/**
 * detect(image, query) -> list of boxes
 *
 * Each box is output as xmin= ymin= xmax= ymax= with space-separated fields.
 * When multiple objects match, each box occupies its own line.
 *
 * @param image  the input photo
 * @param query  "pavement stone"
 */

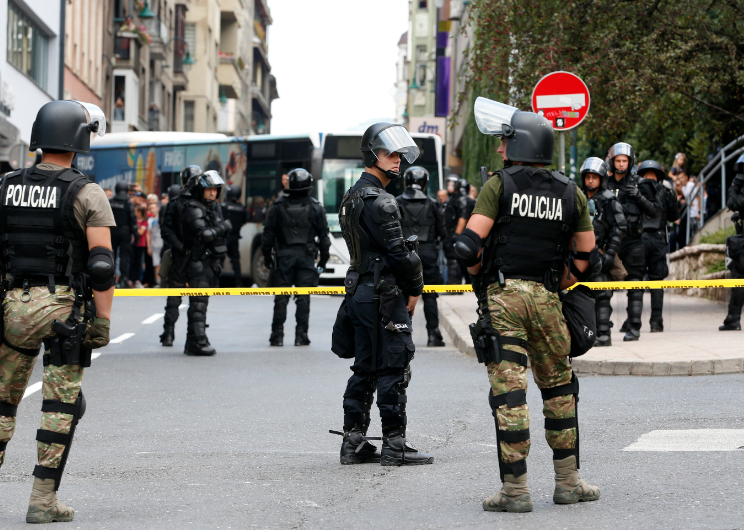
xmin=439 ymin=290 xmax=744 ymax=376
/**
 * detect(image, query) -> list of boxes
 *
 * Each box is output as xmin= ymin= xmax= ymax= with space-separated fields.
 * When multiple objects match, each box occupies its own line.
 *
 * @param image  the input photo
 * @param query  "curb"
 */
xmin=438 ymin=298 xmax=744 ymax=376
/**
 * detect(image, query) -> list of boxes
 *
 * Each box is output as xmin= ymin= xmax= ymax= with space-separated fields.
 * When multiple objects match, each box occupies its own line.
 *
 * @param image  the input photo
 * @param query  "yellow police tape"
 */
xmin=112 ymin=279 xmax=744 ymax=297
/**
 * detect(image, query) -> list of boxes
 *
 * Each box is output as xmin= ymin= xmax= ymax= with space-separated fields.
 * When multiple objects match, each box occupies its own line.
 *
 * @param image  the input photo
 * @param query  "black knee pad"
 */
xmin=540 ymin=374 xmax=580 ymax=464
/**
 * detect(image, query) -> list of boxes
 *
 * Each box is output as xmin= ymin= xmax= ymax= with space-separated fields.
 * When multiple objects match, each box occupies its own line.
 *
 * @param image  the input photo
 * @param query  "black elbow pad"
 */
xmin=570 ymin=246 xmax=602 ymax=281
xmin=454 ymin=228 xmax=482 ymax=267
xmin=88 ymin=247 xmax=115 ymax=291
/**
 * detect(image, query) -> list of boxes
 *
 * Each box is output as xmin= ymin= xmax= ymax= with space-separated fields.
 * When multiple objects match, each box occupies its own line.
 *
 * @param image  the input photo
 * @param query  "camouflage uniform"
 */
xmin=486 ymin=279 xmax=576 ymax=465
xmin=0 ymin=286 xmax=83 ymax=470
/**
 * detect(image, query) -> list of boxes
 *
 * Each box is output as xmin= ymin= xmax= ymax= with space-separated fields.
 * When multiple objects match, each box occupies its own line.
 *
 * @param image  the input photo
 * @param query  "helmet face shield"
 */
xmin=199 ymin=170 xmax=226 ymax=199
xmin=474 ymin=97 xmax=519 ymax=137
xmin=580 ymin=157 xmax=608 ymax=178
xmin=368 ymin=125 xmax=420 ymax=164
xmin=74 ymin=101 xmax=106 ymax=136
xmin=608 ymin=142 xmax=634 ymax=161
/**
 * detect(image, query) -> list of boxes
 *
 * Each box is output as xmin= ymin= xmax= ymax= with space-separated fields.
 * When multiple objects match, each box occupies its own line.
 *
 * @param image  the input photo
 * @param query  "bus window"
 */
xmin=246 ymin=161 xmax=276 ymax=223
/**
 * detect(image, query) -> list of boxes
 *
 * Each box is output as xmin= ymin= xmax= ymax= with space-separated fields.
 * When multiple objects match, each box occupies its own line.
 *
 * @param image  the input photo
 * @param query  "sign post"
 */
xmin=531 ymin=71 xmax=591 ymax=175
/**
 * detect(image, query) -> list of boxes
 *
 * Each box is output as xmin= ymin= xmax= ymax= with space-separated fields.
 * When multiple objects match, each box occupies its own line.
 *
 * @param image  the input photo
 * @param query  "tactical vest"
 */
xmin=339 ymin=182 xmax=387 ymax=275
xmin=275 ymin=196 xmax=314 ymax=247
xmin=484 ymin=166 xmax=577 ymax=284
xmin=223 ymin=201 xmax=246 ymax=238
xmin=589 ymin=189 xmax=615 ymax=249
xmin=109 ymin=194 xmax=132 ymax=234
xmin=608 ymin=174 xmax=645 ymax=236
xmin=444 ymin=192 xmax=467 ymax=232
xmin=642 ymin=181 xmax=670 ymax=231
xmin=398 ymin=197 xmax=434 ymax=243
xmin=0 ymin=167 xmax=90 ymax=289
xmin=182 ymin=199 xmax=223 ymax=255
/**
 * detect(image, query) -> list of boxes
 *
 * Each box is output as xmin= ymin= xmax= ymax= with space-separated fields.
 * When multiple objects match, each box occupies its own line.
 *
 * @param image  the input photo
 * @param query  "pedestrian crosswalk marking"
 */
xmin=22 ymin=381 xmax=42 ymax=400
xmin=623 ymin=429 xmax=744 ymax=451
xmin=142 ymin=313 xmax=164 ymax=324
xmin=110 ymin=333 xmax=135 ymax=344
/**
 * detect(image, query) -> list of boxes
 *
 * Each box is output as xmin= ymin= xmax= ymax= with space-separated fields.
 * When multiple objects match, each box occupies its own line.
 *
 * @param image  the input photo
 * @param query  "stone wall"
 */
xmin=667 ymin=244 xmax=729 ymax=302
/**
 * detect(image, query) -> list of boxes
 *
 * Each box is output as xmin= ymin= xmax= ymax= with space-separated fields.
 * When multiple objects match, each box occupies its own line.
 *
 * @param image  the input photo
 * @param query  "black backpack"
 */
xmin=561 ymin=285 xmax=597 ymax=357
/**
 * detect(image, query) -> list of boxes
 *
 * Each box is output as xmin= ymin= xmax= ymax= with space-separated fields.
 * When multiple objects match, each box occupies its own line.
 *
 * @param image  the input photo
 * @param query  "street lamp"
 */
xmin=162 ymin=36 xmax=195 ymax=72
xmin=138 ymin=1 xmax=155 ymax=18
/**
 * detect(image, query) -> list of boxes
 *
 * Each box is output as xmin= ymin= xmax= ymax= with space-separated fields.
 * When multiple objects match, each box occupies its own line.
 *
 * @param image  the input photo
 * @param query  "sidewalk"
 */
xmin=438 ymin=290 xmax=744 ymax=376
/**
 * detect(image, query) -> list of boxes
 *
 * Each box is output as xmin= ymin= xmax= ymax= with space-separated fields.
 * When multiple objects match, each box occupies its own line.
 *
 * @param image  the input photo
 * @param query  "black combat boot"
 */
xmin=619 ymin=320 xmax=629 ymax=333
xmin=160 ymin=326 xmax=175 ymax=347
xmin=719 ymin=313 xmax=741 ymax=331
xmin=295 ymin=331 xmax=311 ymax=346
xmin=185 ymin=321 xmax=216 ymax=356
xmin=427 ymin=329 xmax=445 ymax=347
xmin=339 ymin=425 xmax=381 ymax=465
xmin=594 ymin=333 xmax=611 ymax=347
xmin=269 ymin=328 xmax=283 ymax=346
xmin=649 ymin=320 xmax=664 ymax=333
xmin=380 ymin=429 xmax=434 ymax=466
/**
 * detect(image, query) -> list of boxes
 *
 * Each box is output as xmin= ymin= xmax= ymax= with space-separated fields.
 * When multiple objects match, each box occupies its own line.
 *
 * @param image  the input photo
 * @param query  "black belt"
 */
xmin=358 ymin=272 xmax=395 ymax=286
xmin=643 ymin=229 xmax=665 ymax=236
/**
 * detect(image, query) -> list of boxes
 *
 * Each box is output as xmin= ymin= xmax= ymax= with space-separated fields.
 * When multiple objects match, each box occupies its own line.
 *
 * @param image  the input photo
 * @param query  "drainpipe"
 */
xmin=58 ymin=0 xmax=65 ymax=100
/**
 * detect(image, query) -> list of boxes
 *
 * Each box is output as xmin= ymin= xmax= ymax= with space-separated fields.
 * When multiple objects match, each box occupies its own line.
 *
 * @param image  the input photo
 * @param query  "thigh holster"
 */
xmin=540 ymin=373 xmax=580 ymax=465
xmin=0 ymin=401 xmax=18 ymax=451
xmin=33 ymin=391 xmax=86 ymax=491
xmin=470 ymin=315 xmax=529 ymax=367
xmin=43 ymin=320 xmax=92 ymax=368
xmin=489 ymin=388 xmax=529 ymax=479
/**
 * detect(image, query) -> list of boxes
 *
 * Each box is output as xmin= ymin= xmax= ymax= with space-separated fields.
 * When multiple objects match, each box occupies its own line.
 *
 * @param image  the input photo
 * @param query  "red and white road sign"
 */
xmin=531 ymin=71 xmax=591 ymax=131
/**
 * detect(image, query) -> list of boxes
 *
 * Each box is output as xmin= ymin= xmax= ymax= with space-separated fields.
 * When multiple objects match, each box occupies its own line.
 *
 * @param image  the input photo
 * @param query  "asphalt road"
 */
xmin=1 ymin=293 xmax=743 ymax=529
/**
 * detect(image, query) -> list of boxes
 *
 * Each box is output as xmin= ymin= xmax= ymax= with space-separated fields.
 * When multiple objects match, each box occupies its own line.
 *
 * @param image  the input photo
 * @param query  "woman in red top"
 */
xmin=130 ymin=204 xmax=148 ymax=288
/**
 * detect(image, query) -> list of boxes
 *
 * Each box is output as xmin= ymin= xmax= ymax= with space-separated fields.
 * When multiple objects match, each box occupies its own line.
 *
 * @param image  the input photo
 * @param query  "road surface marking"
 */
xmin=91 ymin=352 xmax=101 ymax=360
xmin=142 ymin=313 xmax=164 ymax=324
xmin=624 ymin=429 xmax=744 ymax=451
xmin=109 ymin=333 xmax=135 ymax=344
xmin=22 ymin=381 xmax=42 ymax=399
xmin=179 ymin=304 xmax=187 ymax=309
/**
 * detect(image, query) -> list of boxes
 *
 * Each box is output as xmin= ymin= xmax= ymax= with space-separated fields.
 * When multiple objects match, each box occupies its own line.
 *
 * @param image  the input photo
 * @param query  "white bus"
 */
xmin=83 ymin=130 xmax=443 ymax=286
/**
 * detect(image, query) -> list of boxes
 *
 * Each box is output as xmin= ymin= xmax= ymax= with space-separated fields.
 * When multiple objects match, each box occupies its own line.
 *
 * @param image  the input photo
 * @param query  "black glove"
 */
xmin=263 ymin=254 xmax=274 ymax=269
xmin=602 ymin=253 xmax=615 ymax=272
xmin=216 ymin=219 xmax=233 ymax=236
xmin=626 ymin=184 xmax=640 ymax=200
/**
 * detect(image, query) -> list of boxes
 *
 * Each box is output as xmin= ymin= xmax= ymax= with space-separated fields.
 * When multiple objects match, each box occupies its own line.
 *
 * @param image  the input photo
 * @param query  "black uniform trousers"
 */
xmin=343 ymin=284 xmax=414 ymax=430
xmin=725 ymin=265 xmax=744 ymax=324
xmin=163 ymin=253 xmax=187 ymax=330
xmin=588 ymin=271 xmax=613 ymax=336
xmin=111 ymin=230 xmax=133 ymax=283
xmin=642 ymin=230 xmax=669 ymax=324
xmin=226 ymin=235 xmax=242 ymax=287
xmin=419 ymin=243 xmax=443 ymax=331
xmin=271 ymin=249 xmax=319 ymax=334
xmin=619 ymin=236 xmax=645 ymax=330
xmin=184 ymin=258 xmax=218 ymax=342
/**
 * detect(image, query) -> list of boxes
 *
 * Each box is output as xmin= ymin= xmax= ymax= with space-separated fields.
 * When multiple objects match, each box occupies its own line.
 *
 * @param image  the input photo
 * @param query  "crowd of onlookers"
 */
xmin=103 ymin=182 xmax=166 ymax=288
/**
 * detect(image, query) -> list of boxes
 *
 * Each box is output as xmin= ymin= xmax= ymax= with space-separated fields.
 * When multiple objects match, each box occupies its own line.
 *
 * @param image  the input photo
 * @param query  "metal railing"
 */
xmin=677 ymin=135 xmax=744 ymax=246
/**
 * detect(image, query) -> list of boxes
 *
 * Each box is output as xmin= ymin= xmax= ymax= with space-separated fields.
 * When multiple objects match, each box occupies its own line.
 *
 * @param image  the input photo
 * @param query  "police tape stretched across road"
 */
xmin=111 ymin=279 xmax=744 ymax=297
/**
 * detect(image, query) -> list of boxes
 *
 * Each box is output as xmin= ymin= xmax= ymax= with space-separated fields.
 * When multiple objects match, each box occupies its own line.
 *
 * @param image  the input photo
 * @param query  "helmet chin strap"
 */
xmin=374 ymin=164 xmax=400 ymax=180
xmin=584 ymin=185 xmax=599 ymax=192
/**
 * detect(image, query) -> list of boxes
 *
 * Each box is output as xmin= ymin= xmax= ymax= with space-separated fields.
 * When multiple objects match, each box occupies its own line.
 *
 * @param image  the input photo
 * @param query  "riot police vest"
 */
xmin=0 ymin=167 xmax=90 ymax=289
xmin=487 ymin=166 xmax=578 ymax=283
xmin=607 ymin=174 xmax=648 ymax=236
xmin=223 ymin=201 xmax=246 ymax=238
xmin=589 ymin=190 xmax=615 ymax=249
xmin=642 ymin=181 xmax=673 ymax=231
xmin=398 ymin=197 xmax=434 ymax=243
xmin=275 ymin=196 xmax=314 ymax=247
xmin=444 ymin=192 xmax=468 ymax=232
xmin=339 ymin=182 xmax=387 ymax=275
xmin=109 ymin=193 xmax=133 ymax=234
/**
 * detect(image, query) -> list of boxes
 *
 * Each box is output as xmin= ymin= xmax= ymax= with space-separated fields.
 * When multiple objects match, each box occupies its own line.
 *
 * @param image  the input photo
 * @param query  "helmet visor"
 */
xmin=474 ymin=97 xmax=519 ymax=137
xmin=369 ymin=125 xmax=420 ymax=164
xmin=580 ymin=157 xmax=607 ymax=177
xmin=74 ymin=101 xmax=106 ymax=136
xmin=608 ymin=142 xmax=634 ymax=160
xmin=200 ymin=170 xmax=226 ymax=189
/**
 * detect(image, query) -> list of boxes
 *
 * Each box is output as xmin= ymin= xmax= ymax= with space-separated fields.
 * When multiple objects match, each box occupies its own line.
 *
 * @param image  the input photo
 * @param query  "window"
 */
xmin=113 ymin=76 xmax=126 ymax=121
xmin=419 ymin=0 xmax=427 ymax=8
xmin=114 ymin=37 xmax=131 ymax=60
xmin=7 ymin=2 xmax=49 ymax=90
xmin=416 ymin=45 xmax=427 ymax=62
xmin=184 ymin=100 xmax=195 ymax=132
xmin=184 ymin=23 xmax=196 ymax=59
xmin=416 ymin=63 xmax=427 ymax=86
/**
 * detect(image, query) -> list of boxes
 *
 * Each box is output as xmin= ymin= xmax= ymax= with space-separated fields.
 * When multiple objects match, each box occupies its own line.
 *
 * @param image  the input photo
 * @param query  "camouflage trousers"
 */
xmin=0 ymin=286 xmax=83 ymax=470
xmin=487 ymin=279 xmax=576 ymax=469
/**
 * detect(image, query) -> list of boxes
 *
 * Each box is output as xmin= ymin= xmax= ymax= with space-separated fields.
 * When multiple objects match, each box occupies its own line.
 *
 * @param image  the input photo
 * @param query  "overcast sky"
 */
xmin=267 ymin=0 xmax=408 ymax=135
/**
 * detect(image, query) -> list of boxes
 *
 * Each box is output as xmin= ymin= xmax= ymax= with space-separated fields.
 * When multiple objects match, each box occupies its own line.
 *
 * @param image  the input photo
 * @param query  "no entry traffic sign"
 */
xmin=531 ymin=71 xmax=591 ymax=130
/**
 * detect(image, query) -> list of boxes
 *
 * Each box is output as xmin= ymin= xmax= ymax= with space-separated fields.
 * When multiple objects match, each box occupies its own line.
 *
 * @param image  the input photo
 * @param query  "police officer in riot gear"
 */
xmin=720 ymin=153 xmax=744 ymax=330
xmin=396 ymin=166 xmax=449 ymax=346
xmin=179 ymin=170 xmax=232 ymax=356
xmin=262 ymin=169 xmax=330 ymax=346
xmin=580 ymin=157 xmax=627 ymax=346
xmin=456 ymin=98 xmax=600 ymax=513
xmin=605 ymin=143 xmax=661 ymax=341
xmin=639 ymin=160 xmax=679 ymax=332
xmin=444 ymin=174 xmax=469 ymax=284
xmin=159 ymin=166 xmax=203 ymax=346
xmin=0 ymin=100 xmax=116 ymax=523
xmin=223 ymin=185 xmax=248 ymax=286
xmin=462 ymin=178 xmax=476 ymax=218
xmin=333 ymin=122 xmax=432 ymax=466
xmin=109 ymin=181 xmax=137 ymax=287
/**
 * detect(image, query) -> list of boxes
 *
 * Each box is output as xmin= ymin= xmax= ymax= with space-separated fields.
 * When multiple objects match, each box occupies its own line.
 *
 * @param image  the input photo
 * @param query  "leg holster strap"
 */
xmin=499 ymin=337 xmax=529 ymax=367
xmin=3 ymin=338 xmax=40 ymax=357
xmin=545 ymin=417 xmax=577 ymax=430
xmin=552 ymin=448 xmax=579 ymax=460
xmin=41 ymin=400 xmax=78 ymax=416
xmin=0 ymin=401 xmax=18 ymax=417
xmin=36 ymin=429 xmax=72 ymax=446
xmin=0 ymin=440 xmax=7 ymax=451
xmin=33 ymin=465 xmax=61 ymax=481
xmin=500 ymin=458 xmax=527 ymax=479
xmin=489 ymin=388 xmax=527 ymax=409
xmin=499 ymin=428 xmax=530 ymax=443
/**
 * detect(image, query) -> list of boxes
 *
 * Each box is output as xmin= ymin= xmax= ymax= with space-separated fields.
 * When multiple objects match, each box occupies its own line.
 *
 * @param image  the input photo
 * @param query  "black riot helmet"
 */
xmin=460 ymin=178 xmax=471 ymax=196
xmin=189 ymin=170 xmax=226 ymax=204
xmin=473 ymin=97 xmax=554 ymax=164
xmin=226 ymin=184 xmax=242 ymax=201
xmin=404 ymin=166 xmax=429 ymax=191
xmin=114 ymin=181 xmax=129 ymax=195
xmin=180 ymin=165 xmax=203 ymax=187
xmin=607 ymin=142 xmax=635 ymax=176
xmin=734 ymin=153 xmax=744 ymax=174
xmin=446 ymin=174 xmax=462 ymax=195
xmin=637 ymin=159 xmax=665 ymax=181
xmin=167 ymin=184 xmax=182 ymax=200
xmin=580 ymin=157 xmax=609 ymax=192
xmin=287 ymin=168 xmax=314 ymax=196
xmin=30 ymin=100 xmax=106 ymax=155
xmin=360 ymin=123 xmax=420 ymax=180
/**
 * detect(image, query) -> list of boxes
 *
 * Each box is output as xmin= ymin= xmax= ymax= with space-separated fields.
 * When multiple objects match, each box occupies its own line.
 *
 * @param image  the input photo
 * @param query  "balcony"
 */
xmin=218 ymin=57 xmax=242 ymax=99
xmin=145 ymin=18 xmax=169 ymax=61
xmin=221 ymin=0 xmax=243 ymax=22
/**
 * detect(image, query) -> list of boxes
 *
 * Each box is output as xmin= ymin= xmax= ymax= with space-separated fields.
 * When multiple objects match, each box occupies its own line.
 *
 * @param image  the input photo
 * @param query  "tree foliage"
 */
xmin=458 ymin=0 xmax=744 ymax=179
